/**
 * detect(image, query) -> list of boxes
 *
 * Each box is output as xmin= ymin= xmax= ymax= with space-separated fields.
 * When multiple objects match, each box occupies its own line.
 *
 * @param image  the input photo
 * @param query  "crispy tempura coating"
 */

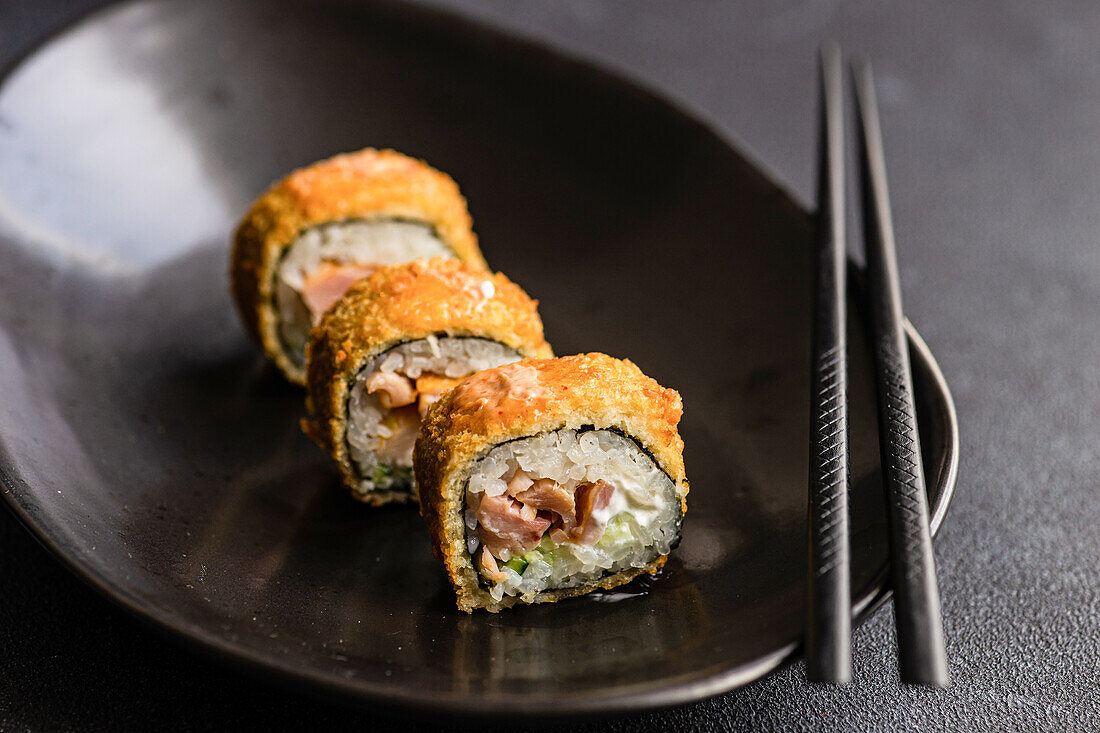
xmin=231 ymin=148 xmax=487 ymax=384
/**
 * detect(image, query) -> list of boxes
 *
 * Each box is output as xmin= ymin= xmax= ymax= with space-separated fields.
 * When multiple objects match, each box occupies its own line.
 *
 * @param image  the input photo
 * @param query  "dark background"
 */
xmin=2 ymin=1 xmax=1097 ymax=730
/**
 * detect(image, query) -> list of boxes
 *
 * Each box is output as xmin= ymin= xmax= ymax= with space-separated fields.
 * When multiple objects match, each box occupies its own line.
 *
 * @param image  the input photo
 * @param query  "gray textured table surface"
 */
xmin=2 ymin=1 xmax=1098 ymax=730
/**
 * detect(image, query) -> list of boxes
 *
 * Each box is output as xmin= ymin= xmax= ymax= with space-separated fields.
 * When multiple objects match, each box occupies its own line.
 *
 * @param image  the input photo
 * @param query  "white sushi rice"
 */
xmin=346 ymin=337 xmax=522 ymax=496
xmin=274 ymin=219 xmax=453 ymax=363
xmin=466 ymin=429 xmax=681 ymax=603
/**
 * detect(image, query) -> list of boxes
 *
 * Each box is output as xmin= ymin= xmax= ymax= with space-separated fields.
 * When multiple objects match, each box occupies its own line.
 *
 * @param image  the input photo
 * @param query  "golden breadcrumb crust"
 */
xmin=415 ymin=353 xmax=689 ymax=612
xmin=230 ymin=148 xmax=487 ymax=384
xmin=304 ymin=258 xmax=553 ymax=505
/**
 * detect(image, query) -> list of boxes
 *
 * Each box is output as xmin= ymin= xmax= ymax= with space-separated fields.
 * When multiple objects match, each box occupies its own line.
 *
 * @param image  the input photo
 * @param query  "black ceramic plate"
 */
xmin=0 ymin=0 xmax=958 ymax=717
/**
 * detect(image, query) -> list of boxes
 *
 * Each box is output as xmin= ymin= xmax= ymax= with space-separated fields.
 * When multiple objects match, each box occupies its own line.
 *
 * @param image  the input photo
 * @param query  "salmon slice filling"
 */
xmin=344 ymin=337 xmax=522 ymax=499
xmin=299 ymin=262 xmax=379 ymax=320
xmin=466 ymin=429 xmax=683 ymax=603
xmin=477 ymin=477 xmax=616 ymax=562
xmin=274 ymin=219 xmax=452 ymax=365
xmin=476 ymin=493 xmax=552 ymax=559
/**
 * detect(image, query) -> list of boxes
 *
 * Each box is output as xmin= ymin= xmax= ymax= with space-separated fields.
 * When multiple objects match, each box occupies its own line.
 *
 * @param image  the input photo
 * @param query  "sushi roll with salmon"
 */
xmin=303 ymin=258 xmax=552 ymax=506
xmin=416 ymin=353 xmax=689 ymax=613
xmin=231 ymin=148 xmax=486 ymax=384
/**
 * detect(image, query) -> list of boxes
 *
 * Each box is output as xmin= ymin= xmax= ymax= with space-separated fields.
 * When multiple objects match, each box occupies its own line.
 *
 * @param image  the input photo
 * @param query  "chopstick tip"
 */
xmin=850 ymin=56 xmax=873 ymax=87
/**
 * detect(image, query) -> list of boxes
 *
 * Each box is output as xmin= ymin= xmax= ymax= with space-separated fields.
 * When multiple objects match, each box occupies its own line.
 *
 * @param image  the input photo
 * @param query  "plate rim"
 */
xmin=0 ymin=0 xmax=960 ymax=718
xmin=0 ymin=321 xmax=958 ymax=718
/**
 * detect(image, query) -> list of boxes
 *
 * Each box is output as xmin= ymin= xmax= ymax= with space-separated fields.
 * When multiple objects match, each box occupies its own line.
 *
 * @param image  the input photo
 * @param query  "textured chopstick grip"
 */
xmin=805 ymin=43 xmax=851 ymax=685
xmin=853 ymin=59 xmax=949 ymax=688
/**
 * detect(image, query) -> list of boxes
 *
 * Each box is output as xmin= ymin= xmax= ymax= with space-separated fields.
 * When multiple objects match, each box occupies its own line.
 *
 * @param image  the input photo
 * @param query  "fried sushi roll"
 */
xmin=304 ymin=258 xmax=552 ymax=505
xmin=231 ymin=148 xmax=486 ymax=384
xmin=416 ymin=353 xmax=689 ymax=613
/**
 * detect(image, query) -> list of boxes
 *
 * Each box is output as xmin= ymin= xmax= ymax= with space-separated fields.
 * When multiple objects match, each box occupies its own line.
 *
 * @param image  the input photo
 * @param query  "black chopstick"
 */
xmin=852 ymin=58 xmax=950 ymax=687
xmin=805 ymin=43 xmax=851 ymax=685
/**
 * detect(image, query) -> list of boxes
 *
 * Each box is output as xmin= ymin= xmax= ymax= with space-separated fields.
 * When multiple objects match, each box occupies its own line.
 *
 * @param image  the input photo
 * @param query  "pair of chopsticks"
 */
xmin=805 ymin=45 xmax=949 ymax=687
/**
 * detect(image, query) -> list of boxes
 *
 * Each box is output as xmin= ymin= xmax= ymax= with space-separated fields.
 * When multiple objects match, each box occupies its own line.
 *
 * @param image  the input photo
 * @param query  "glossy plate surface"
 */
xmin=0 ymin=0 xmax=958 ymax=716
